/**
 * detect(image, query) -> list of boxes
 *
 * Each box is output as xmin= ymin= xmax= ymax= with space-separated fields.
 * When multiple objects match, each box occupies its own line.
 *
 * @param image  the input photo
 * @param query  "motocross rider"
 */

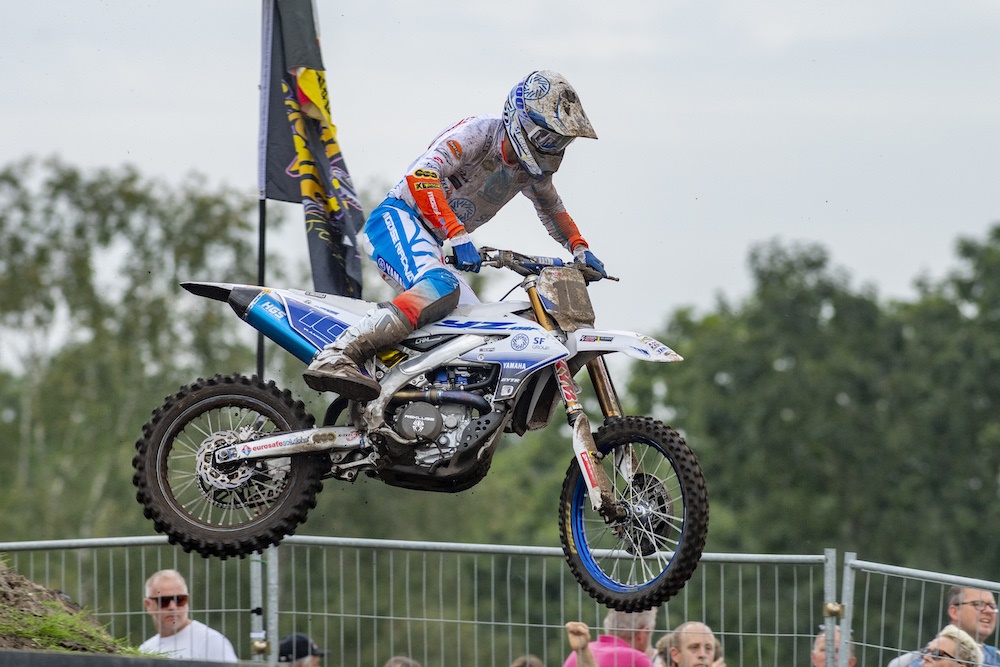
xmin=303 ymin=70 xmax=608 ymax=401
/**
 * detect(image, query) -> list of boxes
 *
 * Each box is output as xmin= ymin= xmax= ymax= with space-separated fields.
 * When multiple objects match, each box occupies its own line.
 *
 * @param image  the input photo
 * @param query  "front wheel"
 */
xmin=559 ymin=416 xmax=708 ymax=611
xmin=132 ymin=374 xmax=325 ymax=558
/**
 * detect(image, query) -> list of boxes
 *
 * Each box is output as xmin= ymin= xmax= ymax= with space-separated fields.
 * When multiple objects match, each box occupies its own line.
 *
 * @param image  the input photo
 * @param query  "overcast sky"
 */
xmin=3 ymin=1 xmax=1000 ymax=337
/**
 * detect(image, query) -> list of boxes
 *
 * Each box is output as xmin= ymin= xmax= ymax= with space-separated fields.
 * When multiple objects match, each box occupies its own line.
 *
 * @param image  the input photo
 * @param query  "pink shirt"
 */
xmin=563 ymin=634 xmax=654 ymax=667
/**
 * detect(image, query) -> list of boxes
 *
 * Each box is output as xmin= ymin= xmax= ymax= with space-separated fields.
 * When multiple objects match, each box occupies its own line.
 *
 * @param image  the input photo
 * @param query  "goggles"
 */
xmin=520 ymin=113 xmax=574 ymax=154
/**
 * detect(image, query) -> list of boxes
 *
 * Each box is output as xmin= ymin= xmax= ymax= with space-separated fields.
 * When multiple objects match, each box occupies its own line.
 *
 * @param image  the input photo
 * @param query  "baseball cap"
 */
xmin=279 ymin=633 xmax=328 ymax=662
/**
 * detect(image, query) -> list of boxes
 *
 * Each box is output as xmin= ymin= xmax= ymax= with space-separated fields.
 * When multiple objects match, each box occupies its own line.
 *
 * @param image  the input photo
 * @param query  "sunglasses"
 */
xmin=147 ymin=594 xmax=189 ymax=608
xmin=919 ymin=647 xmax=955 ymax=661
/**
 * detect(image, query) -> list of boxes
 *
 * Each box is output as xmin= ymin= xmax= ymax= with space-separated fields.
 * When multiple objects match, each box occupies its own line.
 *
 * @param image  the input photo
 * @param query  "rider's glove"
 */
xmin=451 ymin=232 xmax=482 ymax=273
xmin=574 ymin=246 xmax=608 ymax=280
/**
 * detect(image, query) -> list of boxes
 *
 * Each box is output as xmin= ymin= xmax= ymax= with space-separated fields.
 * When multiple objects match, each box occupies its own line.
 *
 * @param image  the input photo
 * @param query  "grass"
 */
xmin=0 ymin=601 xmax=143 ymax=654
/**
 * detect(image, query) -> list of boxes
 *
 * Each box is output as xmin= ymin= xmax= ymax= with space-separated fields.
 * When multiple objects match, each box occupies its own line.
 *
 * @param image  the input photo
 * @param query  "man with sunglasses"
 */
xmin=303 ymin=70 xmax=608 ymax=401
xmin=888 ymin=587 xmax=999 ymax=667
xmin=138 ymin=569 xmax=238 ymax=662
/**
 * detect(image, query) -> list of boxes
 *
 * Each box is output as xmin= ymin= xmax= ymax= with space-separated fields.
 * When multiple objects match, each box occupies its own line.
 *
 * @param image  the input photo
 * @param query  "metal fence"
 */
xmin=837 ymin=553 xmax=1000 ymax=667
xmin=2 ymin=537 xmax=996 ymax=666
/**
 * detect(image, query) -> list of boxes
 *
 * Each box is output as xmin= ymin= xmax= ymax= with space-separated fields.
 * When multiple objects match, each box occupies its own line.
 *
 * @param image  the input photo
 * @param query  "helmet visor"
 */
xmin=525 ymin=123 xmax=575 ymax=154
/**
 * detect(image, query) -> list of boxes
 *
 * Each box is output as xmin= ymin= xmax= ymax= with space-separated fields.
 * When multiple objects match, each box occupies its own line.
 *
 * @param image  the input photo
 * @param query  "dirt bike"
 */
xmin=132 ymin=246 xmax=708 ymax=611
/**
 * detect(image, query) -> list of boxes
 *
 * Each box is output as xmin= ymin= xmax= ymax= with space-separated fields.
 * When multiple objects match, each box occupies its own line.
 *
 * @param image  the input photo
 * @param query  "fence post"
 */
xmin=267 ymin=545 xmax=280 ymax=664
xmin=839 ymin=552 xmax=857 ymax=667
xmin=250 ymin=553 xmax=265 ymax=662
xmin=823 ymin=548 xmax=839 ymax=667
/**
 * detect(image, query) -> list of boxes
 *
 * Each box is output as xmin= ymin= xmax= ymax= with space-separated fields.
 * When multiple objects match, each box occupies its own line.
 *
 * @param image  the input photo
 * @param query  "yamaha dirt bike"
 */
xmin=132 ymin=247 xmax=708 ymax=611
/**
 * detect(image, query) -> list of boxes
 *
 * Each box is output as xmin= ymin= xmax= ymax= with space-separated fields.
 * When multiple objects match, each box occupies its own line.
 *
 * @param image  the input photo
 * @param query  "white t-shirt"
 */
xmin=139 ymin=619 xmax=238 ymax=662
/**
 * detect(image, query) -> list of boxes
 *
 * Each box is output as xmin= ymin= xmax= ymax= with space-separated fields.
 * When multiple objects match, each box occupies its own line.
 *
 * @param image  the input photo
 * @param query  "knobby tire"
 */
xmin=559 ymin=416 xmax=709 ymax=611
xmin=132 ymin=374 xmax=324 ymax=558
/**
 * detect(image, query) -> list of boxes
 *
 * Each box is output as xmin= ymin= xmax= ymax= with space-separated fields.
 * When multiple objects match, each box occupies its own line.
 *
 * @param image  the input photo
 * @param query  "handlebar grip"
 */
xmin=573 ymin=262 xmax=619 ymax=283
xmin=445 ymin=248 xmax=495 ymax=268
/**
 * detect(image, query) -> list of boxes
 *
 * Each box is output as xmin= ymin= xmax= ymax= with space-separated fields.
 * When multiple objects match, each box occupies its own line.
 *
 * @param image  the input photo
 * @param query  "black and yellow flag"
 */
xmin=259 ymin=0 xmax=363 ymax=297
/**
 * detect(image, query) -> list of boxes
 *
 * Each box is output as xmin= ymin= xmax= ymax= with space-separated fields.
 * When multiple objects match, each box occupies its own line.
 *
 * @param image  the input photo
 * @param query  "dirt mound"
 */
xmin=0 ymin=560 xmax=121 ymax=653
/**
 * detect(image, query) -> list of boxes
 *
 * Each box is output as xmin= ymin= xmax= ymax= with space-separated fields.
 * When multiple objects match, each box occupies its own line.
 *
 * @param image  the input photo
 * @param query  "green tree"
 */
xmin=884 ymin=225 xmax=1000 ymax=573
xmin=0 ymin=157 xmax=272 ymax=539
xmin=629 ymin=231 xmax=1000 ymax=577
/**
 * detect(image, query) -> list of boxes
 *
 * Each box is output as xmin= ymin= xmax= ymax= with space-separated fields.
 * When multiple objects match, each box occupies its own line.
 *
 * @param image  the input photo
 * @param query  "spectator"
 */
xmin=921 ymin=625 xmax=983 ymax=666
xmin=888 ymin=587 xmax=999 ymax=667
xmin=654 ymin=621 xmax=725 ymax=667
xmin=138 ymin=569 xmax=238 ymax=662
xmin=812 ymin=626 xmax=854 ymax=667
xmin=563 ymin=608 xmax=657 ymax=667
xmin=511 ymin=656 xmax=545 ymax=667
xmin=383 ymin=657 xmax=421 ymax=667
xmin=279 ymin=632 xmax=328 ymax=665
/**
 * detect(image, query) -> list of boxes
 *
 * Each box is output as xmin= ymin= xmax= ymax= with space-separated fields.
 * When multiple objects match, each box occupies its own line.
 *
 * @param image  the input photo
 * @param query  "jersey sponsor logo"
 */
xmin=447 ymin=140 xmax=463 ymax=159
xmin=450 ymin=198 xmax=475 ymax=222
xmin=481 ymin=169 xmax=512 ymax=205
xmin=411 ymin=182 xmax=441 ymax=191
xmin=413 ymin=168 xmax=440 ymax=179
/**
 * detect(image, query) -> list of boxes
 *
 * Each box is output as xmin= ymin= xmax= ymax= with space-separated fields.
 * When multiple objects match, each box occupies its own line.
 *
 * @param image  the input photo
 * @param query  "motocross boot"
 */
xmin=303 ymin=305 xmax=413 ymax=401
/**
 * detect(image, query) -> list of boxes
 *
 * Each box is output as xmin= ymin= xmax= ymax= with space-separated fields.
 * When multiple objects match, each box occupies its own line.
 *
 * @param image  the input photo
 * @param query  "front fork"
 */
xmin=525 ymin=278 xmax=626 ymax=522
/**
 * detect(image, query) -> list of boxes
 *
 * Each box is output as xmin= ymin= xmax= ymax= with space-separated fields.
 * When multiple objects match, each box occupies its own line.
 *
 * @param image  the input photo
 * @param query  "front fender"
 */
xmin=569 ymin=328 xmax=683 ymax=363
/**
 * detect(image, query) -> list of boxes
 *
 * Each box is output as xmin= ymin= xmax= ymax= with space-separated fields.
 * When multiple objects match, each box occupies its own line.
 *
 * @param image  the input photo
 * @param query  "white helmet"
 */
xmin=502 ymin=70 xmax=597 ymax=178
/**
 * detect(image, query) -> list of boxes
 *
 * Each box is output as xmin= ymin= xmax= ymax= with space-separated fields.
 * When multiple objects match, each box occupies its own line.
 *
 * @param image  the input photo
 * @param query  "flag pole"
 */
xmin=256 ymin=0 xmax=275 ymax=381
xmin=256 ymin=198 xmax=266 ymax=379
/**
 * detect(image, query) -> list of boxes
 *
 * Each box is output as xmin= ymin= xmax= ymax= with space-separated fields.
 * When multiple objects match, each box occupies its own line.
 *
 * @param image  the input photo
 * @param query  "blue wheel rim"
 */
xmin=569 ymin=437 xmax=684 ymax=594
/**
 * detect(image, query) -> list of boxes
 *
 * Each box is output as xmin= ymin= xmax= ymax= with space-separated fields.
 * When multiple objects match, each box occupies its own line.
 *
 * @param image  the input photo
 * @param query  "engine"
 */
xmin=389 ymin=365 xmax=496 ymax=469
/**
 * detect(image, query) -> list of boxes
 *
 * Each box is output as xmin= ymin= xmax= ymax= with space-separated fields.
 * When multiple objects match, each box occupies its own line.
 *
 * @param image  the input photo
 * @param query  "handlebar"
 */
xmin=446 ymin=246 xmax=619 ymax=282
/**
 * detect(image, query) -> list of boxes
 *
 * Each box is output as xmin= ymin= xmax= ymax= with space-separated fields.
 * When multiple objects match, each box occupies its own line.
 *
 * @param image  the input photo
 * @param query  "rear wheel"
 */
xmin=559 ymin=416 xmax=708 ymax=611
xmin=132 ymin=374 xmax=325 ymax=558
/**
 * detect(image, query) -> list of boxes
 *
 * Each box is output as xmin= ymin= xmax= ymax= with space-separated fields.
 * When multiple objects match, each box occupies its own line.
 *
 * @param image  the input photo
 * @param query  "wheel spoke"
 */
xmin=158 ymin=403 xmax=295 ymax=527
